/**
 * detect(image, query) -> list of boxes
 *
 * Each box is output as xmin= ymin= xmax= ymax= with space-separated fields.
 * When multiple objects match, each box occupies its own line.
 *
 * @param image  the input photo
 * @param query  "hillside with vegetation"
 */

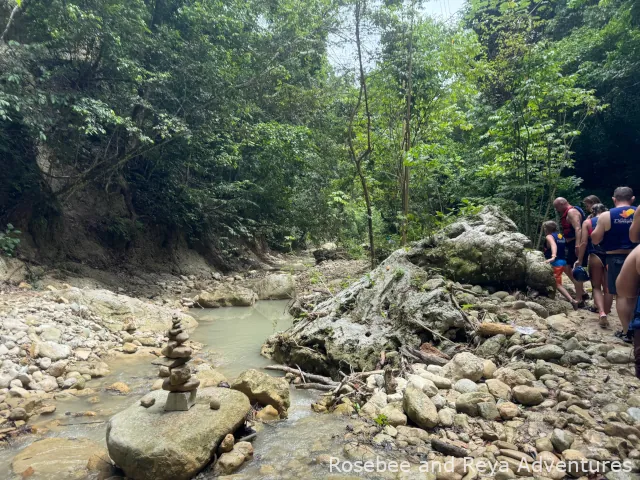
xmin=1 ymin=0 xmax=638 ymax=269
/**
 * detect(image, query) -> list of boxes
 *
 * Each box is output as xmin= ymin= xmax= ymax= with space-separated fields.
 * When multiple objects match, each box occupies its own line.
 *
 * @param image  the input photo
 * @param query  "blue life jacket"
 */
xmin=545 ymin=232 xmax=566 ymax=261
xmin=602 ymin=206 xmax=638 ymax=252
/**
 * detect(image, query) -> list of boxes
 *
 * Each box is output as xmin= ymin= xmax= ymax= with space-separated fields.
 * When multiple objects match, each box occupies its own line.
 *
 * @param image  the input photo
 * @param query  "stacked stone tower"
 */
xmin=161 ymin=314 xmax=199 ymax=411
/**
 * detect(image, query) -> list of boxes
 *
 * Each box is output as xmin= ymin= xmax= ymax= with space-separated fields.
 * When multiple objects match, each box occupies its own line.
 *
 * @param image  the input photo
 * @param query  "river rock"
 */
xmin=36 ymin=341 xmax=72 ymax=361
xmin=107 ymin=387 xmax=250 ymax=480
xmin=245 ymin=274 xmax=296 ymax=300
xmin=403 ymin=385 xmax=439 ymax=429
xmin=443 ymin=352 xmax=485 ymax=382
xmin=213 ymin=441 xmax=254 ymax=476
xmin=231 ymin=369 xmax=290 ymax=417
xmin=195 ymin=285 xmax=258 ymax=308
xmin=256 ymin=404 xmax=280 ymax=421
xmin=218 ymin=433 xmax=234 ymax=453
xmin=71 ymin=361 xmax=110 ymax=378
xmin=512 ymin=385 xmax=544 ymax=406
xmin=12 ymin=437 xmax=110 ymax=480
xmin=486 ymin=379 xmax=511 ymax=400
xmin=551 ymin=428 xmax=574 ymax=452
xmin=524 ymin=345 xmax=565 ymax=361
xmin=455 ymin=392 xmax=495 ymax=416
xmin=195 ymin=367 xmax=228 ymax=388
xmin=607 ymin=349 xmax=633 ymax=364
xmin=453 ymin=378 xmax=479 ymax=394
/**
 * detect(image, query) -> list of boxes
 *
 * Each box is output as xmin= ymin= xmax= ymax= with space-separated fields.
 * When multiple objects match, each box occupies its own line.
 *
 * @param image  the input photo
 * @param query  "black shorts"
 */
xmin=565 ymin=241 xmax=586 ymax=267
xmin=606 ymin=253 xmax=629 ymax=295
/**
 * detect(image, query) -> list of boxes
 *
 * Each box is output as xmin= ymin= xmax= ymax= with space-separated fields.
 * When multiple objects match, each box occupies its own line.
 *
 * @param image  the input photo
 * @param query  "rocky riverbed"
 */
xmin=2 ymin=207 xmax=640 ymax=479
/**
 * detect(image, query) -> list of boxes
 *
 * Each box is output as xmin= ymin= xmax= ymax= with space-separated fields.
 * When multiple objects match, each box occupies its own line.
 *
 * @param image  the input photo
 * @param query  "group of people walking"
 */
xmin=542 ymin=187 xmax=640 ymax=376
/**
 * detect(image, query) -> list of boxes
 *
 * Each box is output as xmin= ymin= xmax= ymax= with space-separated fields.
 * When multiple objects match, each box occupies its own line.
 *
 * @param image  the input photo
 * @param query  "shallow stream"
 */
xmin=0 ymin=301 xmax=351 ymax=479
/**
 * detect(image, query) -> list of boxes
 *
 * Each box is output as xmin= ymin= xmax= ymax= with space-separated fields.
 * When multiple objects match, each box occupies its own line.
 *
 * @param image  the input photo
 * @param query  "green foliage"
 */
xmin=373 ymin=413 xmax=389 ymax=427
xmin=0 ymin=224 xmax=21 ymax=257
xmin=1 ymin=0 xmax=634 ymax=260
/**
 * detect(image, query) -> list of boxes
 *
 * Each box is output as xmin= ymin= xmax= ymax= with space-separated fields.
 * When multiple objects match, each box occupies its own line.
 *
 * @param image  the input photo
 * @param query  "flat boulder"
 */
xmin=231 ymin=369 xmax=290 ymax=417
xmin=107 ymin=388 xmax=249 ymax=480
xmin=195 ymin=285 xmax=258 ymax=308
xmin=12 ymin=437 xmax=113 ymax=479
xmin=57 ymin=288 xmax=197 ymax=333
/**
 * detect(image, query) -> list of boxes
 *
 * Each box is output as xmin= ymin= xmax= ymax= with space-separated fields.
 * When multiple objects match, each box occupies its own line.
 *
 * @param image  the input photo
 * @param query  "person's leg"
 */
xmin=608 ymin=254 xmax=633 ymax=334
xmin=557 ymin=284 xmax=577 ymax=305
xmin=618 ymin=297 xmax=635 ymax=333
xmin=589 ymin=255 xmax=607 ymax=324
xmin=555 ymin=266 xmax=577 ymax=306
xmin=565 ymin=243 xmax=585 ymax=302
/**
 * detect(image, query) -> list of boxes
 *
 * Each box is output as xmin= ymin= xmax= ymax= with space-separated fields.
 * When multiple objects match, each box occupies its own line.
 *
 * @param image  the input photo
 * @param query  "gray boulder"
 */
xmin=245 ymin=274 xmax=296 ymax=300
xmin=407 ymin=206 xmax=554 ymax=293
xmin=107 ymin=388 xmax=250 ymax=480
xmin=263 ymin=206 xmax=554 ymax=376
xmin=403 ymin=385 xmax=439 ymax=429
xmin=195 ymin=285 xmax=257 ymax=308
xmin=231 ymin=369 xmax=290 ymax=417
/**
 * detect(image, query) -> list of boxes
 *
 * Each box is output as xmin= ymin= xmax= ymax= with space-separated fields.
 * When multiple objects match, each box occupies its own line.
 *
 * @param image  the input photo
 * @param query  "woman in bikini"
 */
xmin=576 ymin=203 xmax=613 ymax=327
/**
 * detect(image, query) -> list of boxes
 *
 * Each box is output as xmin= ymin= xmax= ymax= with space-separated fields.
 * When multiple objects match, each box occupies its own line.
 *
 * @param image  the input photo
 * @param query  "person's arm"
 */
xmin=569 ymin=209 xmax=582 ymax=252
xmin=591 ymin=211 xmax=610 ymax=245
xmin=544 ymin=235 xmax=557 ymax=264
xmin=576 ymin=219 xmax=590 ymax=266
xmin=631 ymin=211 xmax=640 ymax=244
xmin=616 ymin=246 xmax=640 ymax=298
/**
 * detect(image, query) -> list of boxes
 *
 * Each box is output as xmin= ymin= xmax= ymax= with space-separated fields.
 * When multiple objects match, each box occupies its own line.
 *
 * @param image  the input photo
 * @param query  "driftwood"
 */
xmin=264 ymin=365 xmax=337 ymax=386
xmin=431 ymin=438 xmax=469 ymax=458
xmin=401 ymin=346 xmax=449 ymax=366
xmin=294 ymin=383 xmax=335 ymax=391
xmin=477 ymin=322 xmax=516 ymax=337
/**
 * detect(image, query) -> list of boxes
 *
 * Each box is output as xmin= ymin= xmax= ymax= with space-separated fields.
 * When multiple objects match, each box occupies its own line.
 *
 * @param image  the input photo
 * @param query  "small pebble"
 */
xmin=140 ymin=396 xmax=156 ymax=408
xmin=210 ymin=399 xmax=221 ymax=410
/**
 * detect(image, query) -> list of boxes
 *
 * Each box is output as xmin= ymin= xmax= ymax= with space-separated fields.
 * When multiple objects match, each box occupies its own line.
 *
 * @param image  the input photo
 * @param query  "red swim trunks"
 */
xmin=553 ymin=266 xmax=564 ymax=286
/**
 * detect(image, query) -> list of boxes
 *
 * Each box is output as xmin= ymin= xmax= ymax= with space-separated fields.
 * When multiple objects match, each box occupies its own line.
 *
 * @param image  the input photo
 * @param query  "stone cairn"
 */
xmin=160 ymin=314 xmax=200 ymax=411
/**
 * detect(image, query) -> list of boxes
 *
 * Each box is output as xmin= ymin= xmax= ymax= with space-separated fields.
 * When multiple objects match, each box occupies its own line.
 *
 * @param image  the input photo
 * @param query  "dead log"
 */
xmin=431 ymin=438 xmax=469 ymax=458
xmin=294 ymin=383 xmax=335 ymax=391
xmin=477 ymin=323 xmax=516 ymax=337
xmin=403 ymin=347 xmax=449 ymax=366
xmin=264 ymin=365 xmax=337 ymax=386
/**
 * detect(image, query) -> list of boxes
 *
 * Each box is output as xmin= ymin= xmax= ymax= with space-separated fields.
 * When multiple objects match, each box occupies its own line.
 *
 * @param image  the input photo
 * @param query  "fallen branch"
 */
xmin=451 ymin=285 xmax=488 ymax=297
xmin=404 ymin=347 xmax=449 ymax=366
xmin=264 ymin=365 xmax=336 ymax=385
xmin=431 ymin=438 xmax=469 ymax=458
xmin=294 ymin=383 xmax=335 ymax=391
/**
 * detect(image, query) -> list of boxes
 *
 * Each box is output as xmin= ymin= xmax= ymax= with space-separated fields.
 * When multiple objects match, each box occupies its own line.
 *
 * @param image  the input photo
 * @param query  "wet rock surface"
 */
xmin=106 ymin=387 xmax=250 ymax=480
